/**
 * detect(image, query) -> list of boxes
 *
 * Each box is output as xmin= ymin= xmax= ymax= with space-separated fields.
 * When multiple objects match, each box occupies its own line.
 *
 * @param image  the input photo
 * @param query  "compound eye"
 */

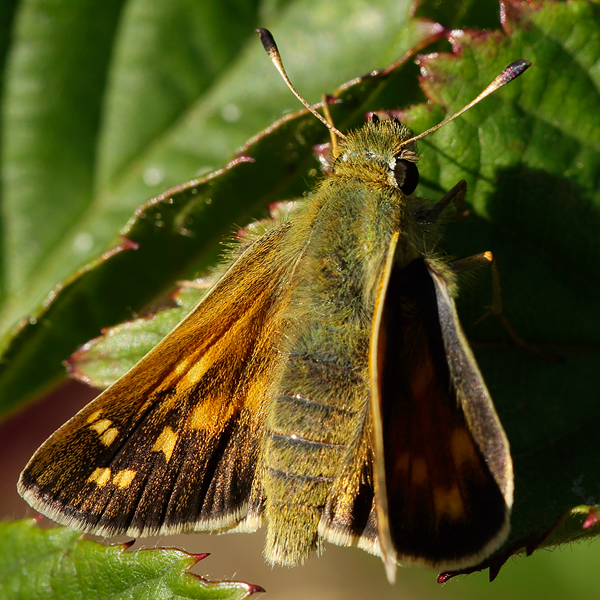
xmin=394 ymin=159 xmax=419 ymax=194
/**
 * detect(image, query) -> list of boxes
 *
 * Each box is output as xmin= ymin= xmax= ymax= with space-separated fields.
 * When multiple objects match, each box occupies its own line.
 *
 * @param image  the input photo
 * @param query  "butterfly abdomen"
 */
xmin=261 ymin=179 xmax=399 ymax=565
xmin=262 ymin=316 xmax=369 ymax=565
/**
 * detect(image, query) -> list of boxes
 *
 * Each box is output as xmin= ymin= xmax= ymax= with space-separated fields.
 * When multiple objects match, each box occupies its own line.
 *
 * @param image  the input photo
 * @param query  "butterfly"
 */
xmin=19 ymin=29 xmax=529 ymax=582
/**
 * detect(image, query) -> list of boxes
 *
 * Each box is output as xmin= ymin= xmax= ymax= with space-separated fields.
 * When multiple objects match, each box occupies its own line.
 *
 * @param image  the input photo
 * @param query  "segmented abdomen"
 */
xmin=263 ymin=317 xmax=369 ymax=565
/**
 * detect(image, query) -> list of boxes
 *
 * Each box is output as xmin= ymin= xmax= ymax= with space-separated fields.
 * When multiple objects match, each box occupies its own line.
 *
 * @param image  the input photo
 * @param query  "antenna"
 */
xmin=398 ymin=59 xmax=531 ymax=149
xmin=256 ymin=28 xmax=531 ymax=149
xmin=256 ymin=28 xmax=347 ymax=141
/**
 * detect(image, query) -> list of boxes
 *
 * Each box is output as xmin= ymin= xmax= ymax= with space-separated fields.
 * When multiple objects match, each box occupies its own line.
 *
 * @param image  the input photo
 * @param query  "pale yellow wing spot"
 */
xmin=178 ymin=353 xmax=216 ymax=389
xmin=411 ymin=457 xmax=429 ymax=486
xmin=87 ymin=468 xmax=111 ymax=487
xmin=100 ymin=428 xmax=119 ymax=446
xmin=188 ymin=396 xmax=232 ymax=431
xmin=112 ymin=469 xmax=137 ymax=489
xmin=187 ymin=373 xmax=267 ymax=431
xmin=90 ymin=419 xmax=112 ymax=435
xmin=393 ymin=452 xmax=410 ymax=477
xmin=172 ymin=353 xmax=199 ymax=378
xmin=151 ymin=426 xmax=178 ymax=462
xmin=86 ymin=410 xmax=103 ymax=424
xmin=433 ymin=485 xmax=465 ymax=520
xmin=451 ymin=428 xmax=479 ymax=468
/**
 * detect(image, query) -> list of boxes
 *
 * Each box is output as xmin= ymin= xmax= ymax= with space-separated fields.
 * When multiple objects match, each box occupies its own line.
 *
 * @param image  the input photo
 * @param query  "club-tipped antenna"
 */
xmin=398 ymin=59 xmax=531 ymax=149
xmin=256 ymin=28 xmax=347 ymax=141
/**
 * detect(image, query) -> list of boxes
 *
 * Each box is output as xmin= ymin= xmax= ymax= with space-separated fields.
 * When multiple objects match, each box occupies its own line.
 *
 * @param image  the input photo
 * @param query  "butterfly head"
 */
xmin=331 ymin=117 xmax=420 ymax=196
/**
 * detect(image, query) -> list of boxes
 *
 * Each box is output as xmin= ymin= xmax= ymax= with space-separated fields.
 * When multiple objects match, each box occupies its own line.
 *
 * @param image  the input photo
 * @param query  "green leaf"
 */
xmin=0 ymin=519 xmax=263 ymax=599
xmin=415 ymin=0 xmax=502 ymax=30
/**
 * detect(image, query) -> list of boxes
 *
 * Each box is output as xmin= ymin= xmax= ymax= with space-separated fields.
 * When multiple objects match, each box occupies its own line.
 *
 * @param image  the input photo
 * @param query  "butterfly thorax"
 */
xmin=325 ymin=120 xmax=446 ymax=271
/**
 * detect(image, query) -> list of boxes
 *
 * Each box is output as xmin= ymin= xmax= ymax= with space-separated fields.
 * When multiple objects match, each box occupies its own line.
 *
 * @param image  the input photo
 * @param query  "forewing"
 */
xmin=370 ymin=256 xmax=512 ymax=573
xmin=19 ymin=222 xmax=298 ymax=538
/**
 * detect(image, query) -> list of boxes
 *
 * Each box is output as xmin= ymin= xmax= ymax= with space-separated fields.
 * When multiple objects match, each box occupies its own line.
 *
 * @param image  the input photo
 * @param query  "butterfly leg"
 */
xmin=421 ymin=180 xmax=467 ymax=223
xmin=449 ymin=252 xmax=560 ymax=360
